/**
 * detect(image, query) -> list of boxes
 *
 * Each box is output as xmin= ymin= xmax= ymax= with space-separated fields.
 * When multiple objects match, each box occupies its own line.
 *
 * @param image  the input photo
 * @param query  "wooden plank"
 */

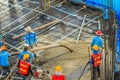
xmin=12 ymin=20 xmax=59 ymax=39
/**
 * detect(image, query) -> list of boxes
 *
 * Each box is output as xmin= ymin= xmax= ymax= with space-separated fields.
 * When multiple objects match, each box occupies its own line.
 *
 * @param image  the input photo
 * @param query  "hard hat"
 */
xmin=92 ymin=45 xmax=99 ymax=51
xmin=24 ymin=26 xmax=33 ymax=33
xmin=56 ymin=66 xmax=62 ymax=72
xmin=0 ymin=45 xmax=7 ymax=51
xmin=95 ymin=30 xmax=102 ymax=36
xmin=23 ymin=54 xmax=30 ymax=61
xmin=24 ymin=44 xmax=29 ymax=47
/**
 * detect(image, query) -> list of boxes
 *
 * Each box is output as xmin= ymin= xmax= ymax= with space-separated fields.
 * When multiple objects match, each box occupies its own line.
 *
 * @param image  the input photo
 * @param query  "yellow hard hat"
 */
xmin=92 ymin=45 xmax=99 ymax=51
xmin=56 ymin=66 xmax=62 ymax=72
xmin=23 ymin=54 xmax=30 ymax=61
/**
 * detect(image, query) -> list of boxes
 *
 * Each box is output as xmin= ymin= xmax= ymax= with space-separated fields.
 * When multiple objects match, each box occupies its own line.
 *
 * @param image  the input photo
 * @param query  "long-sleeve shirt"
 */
xmin=24 ymin=32 xmax=37 ymax=47
xmin=91 ymin=36 xmax=103 ymax=48
xmin=0 ymin=51 xmax=11 ymax=67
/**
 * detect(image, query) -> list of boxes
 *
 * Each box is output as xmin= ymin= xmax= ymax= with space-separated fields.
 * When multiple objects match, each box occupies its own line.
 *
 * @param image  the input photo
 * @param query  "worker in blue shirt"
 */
xmin=91 ymin=30 xmax=103 ymax=51
xmin=24 ymin=26 xmax=37 ymax=48
xmin=0 ymin=46 xmax=11 ymax=76
xmin=18 ymin=44 xmax=34 ymax=62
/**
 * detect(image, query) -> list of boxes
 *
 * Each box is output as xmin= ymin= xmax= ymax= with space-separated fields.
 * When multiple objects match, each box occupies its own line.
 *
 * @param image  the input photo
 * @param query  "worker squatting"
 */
xmin=0 ymin=26 xmax=103 ymax=80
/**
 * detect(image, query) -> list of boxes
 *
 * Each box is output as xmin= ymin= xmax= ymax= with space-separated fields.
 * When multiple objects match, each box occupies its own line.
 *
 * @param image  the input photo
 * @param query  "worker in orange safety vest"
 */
xmin=52 ymin=66 xmax=65 ymax=80
xmin=88 ymin=45 xmax=102 ymax=79
xmin=19 ymin=53 xmax=33 ymax=80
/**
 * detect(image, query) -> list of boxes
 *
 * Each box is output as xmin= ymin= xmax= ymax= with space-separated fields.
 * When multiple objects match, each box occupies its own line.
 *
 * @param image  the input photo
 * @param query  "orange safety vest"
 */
xmin=19 ymin=60 xmax=30 ymax=75
xmin=52 ymin=74 xmax=65 ymax=80
xmin=91 ymin=53 xmax=101 ymax=67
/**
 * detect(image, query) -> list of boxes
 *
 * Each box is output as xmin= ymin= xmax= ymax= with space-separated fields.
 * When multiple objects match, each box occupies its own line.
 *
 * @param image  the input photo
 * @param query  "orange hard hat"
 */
xmin=56 ymin=66 xmax=62 ymax=72
xmin=0 ymin=45 xmax=7 ymax=51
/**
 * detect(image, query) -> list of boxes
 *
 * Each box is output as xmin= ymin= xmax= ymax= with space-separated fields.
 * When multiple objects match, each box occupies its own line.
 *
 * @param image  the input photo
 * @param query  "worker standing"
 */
xmin=24 ymin=26 xmax=37 ymax=48
xmin=18 ymin=44 xmax=34 ymax=62
xmin=52 ymin=66 xmax=65 ymax=80
xmin=19 ymin=54 xmax=33 ymax=80
xmin=91 ymin=30 xmax=103 ymax=51
xmin=0 ymin=45 xmax=11 ymax=76
xmin=88 ymin=45 xmax=102 ymax=79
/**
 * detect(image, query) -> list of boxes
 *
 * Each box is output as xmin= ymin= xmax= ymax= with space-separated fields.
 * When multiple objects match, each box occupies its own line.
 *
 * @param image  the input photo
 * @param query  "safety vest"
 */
xmin=52 ymin=74 xmax=65 ymax=80
xmin=91 ymin=53 xmax=101 ymax=67
xmin=19 ymin=60 xmax=30 ymax=75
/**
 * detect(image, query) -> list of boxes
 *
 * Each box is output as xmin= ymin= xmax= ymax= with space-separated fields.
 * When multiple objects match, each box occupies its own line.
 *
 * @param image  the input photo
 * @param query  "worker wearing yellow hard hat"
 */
xmin=52 ymin=66 xmax=65 ymax=80
xmin=56 ymin=66 xmax=62 ymax=73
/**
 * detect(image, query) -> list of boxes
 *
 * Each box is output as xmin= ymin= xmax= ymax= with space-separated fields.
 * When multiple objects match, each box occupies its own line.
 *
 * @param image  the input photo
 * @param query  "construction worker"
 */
xmin=91 ymin=30 xmax=103 ymax=51
xmin=18 ymin=44 xmax=34 ymax=62
xmin=52 ymin=66 xmax=65 ymax=80
xmin=24 ymin=26 xmax=37 ymax=48
xmin=0 ymin=45 xmax=11 ymax=76
xmin=88 ymin=45 xmax=102 ymax=79
xmin=19 ymin=54 xmax=33 ymax=80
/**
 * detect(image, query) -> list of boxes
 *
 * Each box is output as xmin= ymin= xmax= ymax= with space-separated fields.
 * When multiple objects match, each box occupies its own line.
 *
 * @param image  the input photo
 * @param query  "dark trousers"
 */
xmin=93 ymin=66 xmax=100 ymax=78
xmin=22 ymin=69 xmax=33 ymax=80
xmin=2 ymin=66 xmax=10 ymax=76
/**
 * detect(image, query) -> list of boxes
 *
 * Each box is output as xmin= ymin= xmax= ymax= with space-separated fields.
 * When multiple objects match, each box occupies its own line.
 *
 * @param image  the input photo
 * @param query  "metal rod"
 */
xmin=2 ymin=1 xmax=64 ymax=36
xmin=0 ymin=0 xmax=28 ymax=15
xmin=3 ymin=11 xmax=39 ymax=36
xmin=84 ymin=14 xmax=103 ymax=26
xmin=75 ymin=14 xmax=86 ymax=44
xmin=51 ymin=6 xmax=98 ymax=23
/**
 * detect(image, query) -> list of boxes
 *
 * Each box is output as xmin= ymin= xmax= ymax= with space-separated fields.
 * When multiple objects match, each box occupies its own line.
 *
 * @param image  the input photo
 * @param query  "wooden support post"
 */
xmin=12 ymin=20 xmax=59 ymax=39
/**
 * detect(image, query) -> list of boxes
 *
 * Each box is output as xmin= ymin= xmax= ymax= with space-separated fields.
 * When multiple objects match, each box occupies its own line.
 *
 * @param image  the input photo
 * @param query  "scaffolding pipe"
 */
xmin=75 ymin=14 xmax=86 ymax=44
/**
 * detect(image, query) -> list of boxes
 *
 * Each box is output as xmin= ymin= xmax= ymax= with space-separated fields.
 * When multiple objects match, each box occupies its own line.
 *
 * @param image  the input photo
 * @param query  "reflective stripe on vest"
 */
xmin=92 ymin=53 xmax=101 ymax=67
xmin=19 ymin=60 xmax=30 ymax=75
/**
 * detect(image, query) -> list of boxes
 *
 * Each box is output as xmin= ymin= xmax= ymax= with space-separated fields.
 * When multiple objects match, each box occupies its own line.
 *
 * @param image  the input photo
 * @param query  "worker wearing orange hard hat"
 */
xmin=0 ymin=44 xmax=11 ymax=76
xmin=52 ymin=66 xmax=65 ymax=80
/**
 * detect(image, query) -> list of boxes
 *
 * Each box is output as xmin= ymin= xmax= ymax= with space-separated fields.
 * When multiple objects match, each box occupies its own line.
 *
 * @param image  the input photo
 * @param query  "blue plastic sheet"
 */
xmin=84 ymin=0 xmax=120 ymax=26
